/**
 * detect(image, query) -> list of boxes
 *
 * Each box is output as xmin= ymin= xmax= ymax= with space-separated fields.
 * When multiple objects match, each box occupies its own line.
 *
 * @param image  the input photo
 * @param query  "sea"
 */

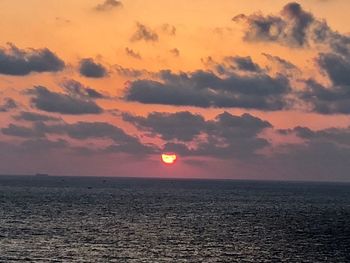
xmin=0 ymin=175 xmax=349 ymax=262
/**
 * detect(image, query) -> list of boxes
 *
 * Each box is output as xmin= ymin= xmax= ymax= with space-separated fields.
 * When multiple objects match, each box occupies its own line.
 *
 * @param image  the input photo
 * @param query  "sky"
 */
xmin=1 ymin=0 xmax=350 ymax=181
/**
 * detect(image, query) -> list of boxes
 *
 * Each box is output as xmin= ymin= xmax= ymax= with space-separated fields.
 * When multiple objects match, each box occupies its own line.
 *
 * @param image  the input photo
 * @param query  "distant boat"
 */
xmin=35 ymin=173 xmax=49 ymax=177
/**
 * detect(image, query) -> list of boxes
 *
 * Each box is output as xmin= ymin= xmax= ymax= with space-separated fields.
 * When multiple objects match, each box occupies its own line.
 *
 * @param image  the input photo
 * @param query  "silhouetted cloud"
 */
xmin=300 ymin=78 xmax=350 ymax=114
xmin=122 ymin=111 xmax=206 ymax=141
xmin=130 ymin=23 xmax=159 ymax=42
xmin=262 ymin=53 xmax=299 ymax=71
xmin=281 ymin=125 xmax=350 ymax=146
xmin=233 ymin=2 xmax=350 ymax=54
xmin=317 ymin=53 xmax=350 ymax=87
xmin=61 ymin=79 xmax=106 ymax=99
xmin=27 ymin=86 xmax=103 ymax=115
xmin=79 ymin=58 xmax=108 ymax=78
xmin=273 ymin=124 xmax=350 ymax=180
xmin=94 ymin=0 xmax=122 ymax=11
xmin=125 ymin=48 xmax=141 ymax=59
xmin=114 ymin=65 xmax=146 ymax=78
xmin=123 ymin=69 xmax=291 ymax=110
xmin=13 ymin=111 xmax=61 ymax=122
xmin=1 ymin=120 xmax=156 ymax=155
xmin=0 ymin=43 xmax=65 ymax=76
xmin=226 ymin=56 xmax=262 ymax=72
xmin=52 ymin=121 xmax=156 ymax=154
xmin=2 ymin=123 xmax=44 ymax=138
xmin=124 ymin=111 xmax=272 ymax=158
xmin=0 ymin=98 xmax=17 ymax=112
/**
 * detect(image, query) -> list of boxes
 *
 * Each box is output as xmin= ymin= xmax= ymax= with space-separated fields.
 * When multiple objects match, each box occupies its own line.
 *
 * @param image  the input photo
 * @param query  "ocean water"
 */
xmin=0 ymin=176 xmax=349 ymax=262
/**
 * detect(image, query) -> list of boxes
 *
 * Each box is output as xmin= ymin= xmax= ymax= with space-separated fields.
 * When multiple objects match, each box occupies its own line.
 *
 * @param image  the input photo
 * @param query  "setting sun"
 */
xmin=161 ymin=153 xmax=177 ymax=165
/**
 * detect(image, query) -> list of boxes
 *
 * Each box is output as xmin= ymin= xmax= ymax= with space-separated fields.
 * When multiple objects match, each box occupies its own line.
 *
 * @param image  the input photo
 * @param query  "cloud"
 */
xmin=0 ymin=43 xmax=65 ymax=76
xmin=61 ymin=79 xmax=106 ymax=99
xmin=130 ymin=23 xmax=159 ymax=42
xmin=125 ymin=48 xmax=142 ymax=59
xmin=233 ymin=2 xmax=350 ymax=53
xmin=48 ymin=121 xmax=157 ymax=155
xmin=13 ymin=111 xmax=61 ymax=122
xmin=272 ymin=124 xmax=350 ymax=180
xmin=161 ymin=24 xmax=176 ymax=36
xmin=193 ymin=112 xmax=272 ymax=158
xmin=281 ymin=125 xmax=350 ymax=146
xmin=0 ymin=98 xmax=17 ymax=112
xmin=2 ymin=123 xmax=45 ymax=138
xmin=1 ymin=120 xmax=156 ymax=156
xmin=114 ymin=65 xmax=146 ymax=78
xmin=0 ymin=44 xmax=65 ymax=76
xmin=170 ymin=48 xmax=180 ymax=57
xmin=51 ymin=121 xmax=134 ymax=141
xmin=122 ymin=111 xmax=206 ymax=141
xmin=79 ymin=58 xmax=108 ymax=78
xmin=300 ymin=78 xmax=350 ymax=114
xmin=262 ymin=53 xmax=299 ymax=71
xmin=317 ymin=52 xmax=350 ymax=87
xmin=124 ymin=111 xmax=272 ymax=158
xmin=225 ymin=56 xmax=262 ymax=72
xmin=123 ymin=69 xmax=291 ymax=110
xmin=94 ymin=0 xmax=122 ymax=11
xmin=27 ymin=86 xmax=103 ymax=115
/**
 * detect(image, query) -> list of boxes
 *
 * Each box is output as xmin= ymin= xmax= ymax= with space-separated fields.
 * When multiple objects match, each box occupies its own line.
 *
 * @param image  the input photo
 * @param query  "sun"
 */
xmin=161 ymin=153 xmax=177 ymax=165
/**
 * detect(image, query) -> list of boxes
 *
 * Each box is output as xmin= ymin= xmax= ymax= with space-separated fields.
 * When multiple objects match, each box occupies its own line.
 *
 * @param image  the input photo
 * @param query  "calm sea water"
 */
xmin=0 ymin=175 xmax=349 ymax=262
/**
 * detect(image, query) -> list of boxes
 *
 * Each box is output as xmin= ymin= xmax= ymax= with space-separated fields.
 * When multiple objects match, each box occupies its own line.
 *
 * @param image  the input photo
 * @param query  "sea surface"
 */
xmin=0 ymin=175 xmax=349 ymax=262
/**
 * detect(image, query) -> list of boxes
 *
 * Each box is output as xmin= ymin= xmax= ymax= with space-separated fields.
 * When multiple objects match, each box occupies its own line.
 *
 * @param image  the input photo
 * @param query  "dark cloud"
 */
xmin=0 ymin=98 xmax=17 ymax=112
xmin=61 ymin=79 xmax=106 ymax=99
xmin=130 ymin=23 xmax=159 ymax=42
xmin=233 ymin=2 xmax=313 ymax=47
xmin=79 ymin=58 xmax=108 ymax=78
xmin=104 ymin=141 xmax=156 ymax=155
xmin=122 ymin=111 xmax=206 ymax=141
xmin=226 ymin=56 xmax=262 ymax=72
xmin=125 ymin=48 xmax=141 ymax=59
xmin=49 ymin=121 xmax=157 ymax=155
xmin=233 ymin=2 xmax=350 ymax=53
xmin=52 ymin=121 xmax=135 ymax=142
xmin=203 ymin=56 xmax=262 ymax=75
xmin=1 ymin=120 xmax=156 ymax=155
xmin=296 ymin=50 xmax=350 ymax=114
xmin=27 ymin=86 xmax=103 ymax=115
xmin=273 ymin=124 xmax=350 ymax=181
xmin=2 ymin=123 xmax=44 ymax=138
xmin=230 ymin=1 xmax=350 ymax=115
xmin=94 ymin=0 xmax=122 ymax=11
xmin=317 ymin=53 xmax=350 ymax=87
xmin=123 ymin=69 xmax=291 ymax=110
xmin=162 ymin=142 xmax=193 ymax=156
xmin=13 ymin=111 xmax=61 ymax=122
xmin=124 ymin=111 xmax=272 ymax=158
xmin=0 ymin=43 xmax=65 ymax=76
xmin=194 ymin=112 xmax=272 ymax=158
xmin=262 ymin=53 xmax=299 ymax=71
xmin=281 ymin=125 xmax=350 ymax=146
xmin=114 ymin=65 xmax=146 ymax=78
xmin=300 ymin=79 xmax=350 ymax=114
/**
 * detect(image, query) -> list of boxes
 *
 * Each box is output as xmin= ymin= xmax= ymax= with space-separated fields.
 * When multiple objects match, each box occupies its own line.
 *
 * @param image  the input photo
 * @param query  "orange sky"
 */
xmin=1 ymin=0 xmax=350 ymax=181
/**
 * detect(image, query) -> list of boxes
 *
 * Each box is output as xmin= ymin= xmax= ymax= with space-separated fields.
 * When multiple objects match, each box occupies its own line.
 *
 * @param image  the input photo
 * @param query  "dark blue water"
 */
xmin=0 ymin=175 xmax=349 ymax=262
